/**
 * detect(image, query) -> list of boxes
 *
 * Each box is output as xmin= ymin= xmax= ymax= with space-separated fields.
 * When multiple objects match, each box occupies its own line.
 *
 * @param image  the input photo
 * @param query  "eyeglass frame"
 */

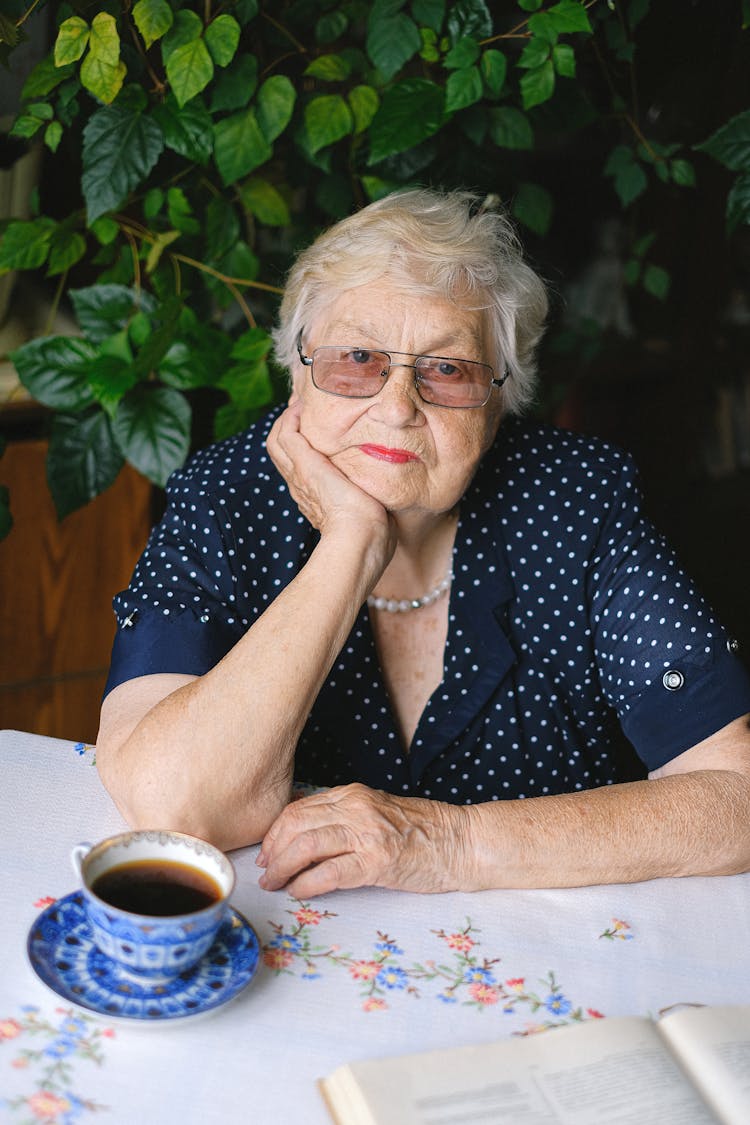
xmin=295 ymin=332 xmax=509 ymax=410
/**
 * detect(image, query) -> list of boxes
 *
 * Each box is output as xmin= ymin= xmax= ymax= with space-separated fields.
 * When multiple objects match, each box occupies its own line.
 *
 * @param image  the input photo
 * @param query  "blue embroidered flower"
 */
xmin=374 ymin=940 xmax=403 ymax=955
xmin=268 ymin=933 xmax=302 ymax=952
xmin=463 ymin=967 xmax=497 ymax=986
xmin=301 ymin=969 xmax=321 ymax=980
xmin=544 ymin=993 xmax=572 ymax=1016
xmin=44 ymin=1036 xmax=78 ymax=1059
xmin=376 ymin=966 xmax=409 ymax=990
xmin=73 ymin=742 xmax=86 ymax=756
xmin=437 ymin=992 xmax=458 ymax=1004
xmin=59 ymin=1016 xmax=87 ymax=1037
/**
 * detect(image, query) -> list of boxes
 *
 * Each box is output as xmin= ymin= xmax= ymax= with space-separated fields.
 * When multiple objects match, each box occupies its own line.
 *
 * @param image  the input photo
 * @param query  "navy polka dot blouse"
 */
xmin=105 ymin=405 xmax=750 ymax=804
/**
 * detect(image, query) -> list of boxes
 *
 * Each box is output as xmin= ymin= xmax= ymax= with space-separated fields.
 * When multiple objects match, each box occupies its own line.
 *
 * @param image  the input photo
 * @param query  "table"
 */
xmin=2 ymin=728 xmax=750 ymax=1124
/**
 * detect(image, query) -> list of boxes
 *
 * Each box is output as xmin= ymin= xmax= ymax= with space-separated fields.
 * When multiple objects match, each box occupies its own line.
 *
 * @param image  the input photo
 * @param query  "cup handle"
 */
xmin=70 ymin=841 xmax=92 ymax=879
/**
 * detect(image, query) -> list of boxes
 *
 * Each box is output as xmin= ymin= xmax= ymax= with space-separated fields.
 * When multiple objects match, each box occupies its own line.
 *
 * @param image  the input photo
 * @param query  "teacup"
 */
xmin=71 ymin=829 xmax=236 ymax=982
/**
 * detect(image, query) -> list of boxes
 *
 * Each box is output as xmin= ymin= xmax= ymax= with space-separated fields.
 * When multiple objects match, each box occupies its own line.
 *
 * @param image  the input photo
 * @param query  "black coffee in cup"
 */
xmin=91 ymin=858 xmax=223 ymax=916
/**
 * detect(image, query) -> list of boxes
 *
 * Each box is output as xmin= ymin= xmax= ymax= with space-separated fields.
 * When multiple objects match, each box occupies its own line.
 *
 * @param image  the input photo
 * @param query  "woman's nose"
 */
xmin=368 ymin=362 xmax=424 ymax=422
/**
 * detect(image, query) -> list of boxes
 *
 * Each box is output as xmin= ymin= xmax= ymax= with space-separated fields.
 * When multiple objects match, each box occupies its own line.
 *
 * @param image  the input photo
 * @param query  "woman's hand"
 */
xmin=267 ymin=402 xmax=395 ymax=554
xmin=256 ymin=783 xmax=474 ymax=897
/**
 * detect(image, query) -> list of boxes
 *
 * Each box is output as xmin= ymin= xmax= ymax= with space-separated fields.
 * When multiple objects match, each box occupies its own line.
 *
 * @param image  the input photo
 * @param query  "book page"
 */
xmin=320 ymin=1016 xmax=717 ymax=1125
xmin=659 ymin=1005 xmax=750 ymax=1125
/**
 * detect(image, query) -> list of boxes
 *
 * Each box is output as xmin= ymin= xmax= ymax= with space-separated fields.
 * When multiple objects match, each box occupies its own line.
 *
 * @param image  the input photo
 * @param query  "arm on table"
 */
xmin=96 ymin=405 xmax=395 ymax=850
xmin=256 ymin=712 xmax=750 ymax=896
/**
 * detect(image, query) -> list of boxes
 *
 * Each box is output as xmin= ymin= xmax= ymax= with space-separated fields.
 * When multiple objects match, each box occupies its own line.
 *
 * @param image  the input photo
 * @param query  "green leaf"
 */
xmin=113 ymin=386 xmax=192 ymax=486
xmin=545 ymin=0 xmax=592 ymax=34
xmin=305 ymin=94 xmax=353 ymax=155
xmin=520 ymin=59 xmax=555 ymax=109
xmin=446 ymin=0 xmax=492 ymax=43
xmin=240 ymin=177 xmax=290 ymax=226
xmin=82 ymin=103 xmax=164 ymax=224
xmin=205 ymin=14 xmax=240 ymax=67
xmin=643 ymin=263 xmax=670 ymax=300
xmin=132 ymin=295 xmax=183 ymax=377
xmin=412 ymin=0 xmax=445 ymax=32
xmin=210 ymin=52 xmax=258 ymax=113
xmin=205 ymin=196 xmax=240 ymax=260
xmin=70 ymin=284 xmax=156 ymax=343
xmin=316 ymin=11 xmax=349 ymax=44
xmin=527 ymin=11 xmax=559 ymax=44
xmin=214 ymin=108 xmax=272 ymax=185
xmin=623 ymin=258 xmax=640 ymax=286
xmin=55 ymin=17 xmax=90 ymax=67
xmin=518 ymin=0 xmax=543 ymax=9
xmin=444 ymin=36 xmax=479 ymax=69
xmin=304 ymin=53 xmax=352 ymax=81
xmin=488 ymin=106 xmax=533 ymax=150
xmin=727 ymin=172 xmax=750 ymax=231
xmin=152 ymin=94 xmax=213 ymax=164
xmin=145 ymin=230 xmax=180 ymax=272
xmin=133 ymin=0 xmax=173 ymax=50
xmin=512 ymin=181 xmax=553 ymax=235
xmin=47 ymin=228 xmax=86 ymax=276
xmin=230 ymin=326 xmax=273 ymax=363
xmin=143 ymin=188 xmax=165 ymax=221
xmin=91 ymin=216 xmax=119 ymax=246
xmin=604 ymin=144 xmax=647 ymax=206
xmin=11 ymin=336 xmax=97 ymax=411
xmin=219 ymin=359 xmax=272 ymax=409
xmin=445 ymin=65 xmax=482 ymax=112
xmin=552 ymin=42 xmax=575 ymax=78
xmin=166 ymin=37 xmax=214 ymax=107
xmin=419 ymin=27 xmax=440 ymax=62
xmin=161 ymin=9 xmax=203 ymax=62
xmin=368 ymin=78 xmax=444 ymax=163
xmin=78 ymin=12 xmax=126 ymax=105
xmin=481 ymin=49 xmax=506 ymax=95
xmin=45 ymin=121 xmax=64 ymax=153
xmin=9 ymin=108 xmax=50 ymax=141
xmin=695 ymin=109 xmax=750 ymax=172
xmin=348 ymin=85 xmax=380 ymax=135
xmin=47 ymin=410 xmax=125 ymax=518
xmin=87 ymin=354 xmax=140 ymax=416
xmin=669 ymin=158 xmax=695 ymax=187
xmin=360 ymin=174 xmax=402 ymax=202
xmin=22 ymin=57 xmax=76 ymax=99
xmin=0 ymin=217 xmax=57 ymax=270
xmin=256 ymin=75 xmax=296 ymax=142
xmin=167 ymin=187 xmax=200 ymax=234
xmin=518 ymin=37 xmax=550 ymax=68
xmin=366 ymin=3 xmax=421 ymax=81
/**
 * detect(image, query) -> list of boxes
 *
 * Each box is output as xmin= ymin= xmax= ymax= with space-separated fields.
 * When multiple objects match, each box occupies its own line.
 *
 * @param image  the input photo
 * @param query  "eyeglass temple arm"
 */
xmin=296 ymin=333 xmax=313 ymax=367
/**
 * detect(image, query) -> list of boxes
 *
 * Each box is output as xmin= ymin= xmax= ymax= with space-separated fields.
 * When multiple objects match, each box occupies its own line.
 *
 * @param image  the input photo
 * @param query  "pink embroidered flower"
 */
xmin=263 ymin=948 xmax=294 ymax=970
xmin=0 ymin=1018 xmax=22 ymax=1040
xmin=445 ymin=932 xmax=475 ymax=953
xmin=469 ymin=982 xmax=499 ymax=1005
xmin=348 ymin=960 xmax=381 ymax=981
xmin=362 ymin=998 xmax=387 ymax=1012
xmin=102 ymin=1028 xmax=116 ymax=1037
xmin=587 ymin=1008 xmax=605 ymax=1019
xmin=28 ymin=1091 xmax=72 ymax=1119
xmin=294 ymin=907 xmax=323 ymax=926
xmin=12 ymin=1057 xmax=29 ymax=1069
xmin=33 ymin=896 xmax=56 ymax=909
xmin=612 ymin=919 xmax=630 ymax=932
xmin=506 ymin=978 xmax=525 ymax=991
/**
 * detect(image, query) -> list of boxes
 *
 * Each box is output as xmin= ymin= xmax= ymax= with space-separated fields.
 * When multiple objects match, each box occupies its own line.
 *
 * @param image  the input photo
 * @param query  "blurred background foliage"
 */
xmin=0 ymin=0 xmax=749 ymax=532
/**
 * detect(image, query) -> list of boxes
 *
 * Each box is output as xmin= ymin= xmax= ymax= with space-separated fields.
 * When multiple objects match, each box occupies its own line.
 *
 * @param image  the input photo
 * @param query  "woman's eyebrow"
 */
xmin=324 ymin=323 xmax=479 ymax=355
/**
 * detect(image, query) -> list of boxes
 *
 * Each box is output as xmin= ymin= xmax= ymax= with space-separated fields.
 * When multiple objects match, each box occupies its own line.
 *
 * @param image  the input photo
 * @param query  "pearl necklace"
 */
xmin=367 ymin=568 xmax=454 ymax=613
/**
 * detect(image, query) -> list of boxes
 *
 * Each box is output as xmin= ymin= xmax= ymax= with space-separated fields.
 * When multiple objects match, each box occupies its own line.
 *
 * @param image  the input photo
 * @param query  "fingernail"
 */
xmin=256 ymin=850 xmax=266 ymax=867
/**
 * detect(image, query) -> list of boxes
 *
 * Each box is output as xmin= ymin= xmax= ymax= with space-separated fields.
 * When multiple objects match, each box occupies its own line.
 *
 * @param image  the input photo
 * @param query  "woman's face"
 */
xmin=291 ymin=279 xmax=504 ymax=519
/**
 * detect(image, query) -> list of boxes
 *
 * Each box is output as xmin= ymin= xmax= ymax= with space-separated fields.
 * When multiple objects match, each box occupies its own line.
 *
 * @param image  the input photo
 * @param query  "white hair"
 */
xmin=272 ymin=188 xmax=548 ymax=414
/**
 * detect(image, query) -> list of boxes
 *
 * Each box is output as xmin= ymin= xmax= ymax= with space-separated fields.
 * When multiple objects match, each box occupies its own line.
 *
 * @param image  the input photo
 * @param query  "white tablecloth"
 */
xmin=2 ymin=728 xmax=749 ymax=1123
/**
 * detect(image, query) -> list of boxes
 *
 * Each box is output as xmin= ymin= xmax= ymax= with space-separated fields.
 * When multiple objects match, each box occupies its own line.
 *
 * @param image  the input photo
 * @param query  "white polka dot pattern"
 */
xmin=105 ymin=406 xmax=750 ymax=804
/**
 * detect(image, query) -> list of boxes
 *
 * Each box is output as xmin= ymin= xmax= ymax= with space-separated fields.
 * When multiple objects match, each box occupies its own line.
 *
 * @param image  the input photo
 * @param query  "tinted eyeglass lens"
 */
xmin=414 ymin=356 xmax=492 ymax=407
xmin=312 ymin=348 xmax=388 ymax=398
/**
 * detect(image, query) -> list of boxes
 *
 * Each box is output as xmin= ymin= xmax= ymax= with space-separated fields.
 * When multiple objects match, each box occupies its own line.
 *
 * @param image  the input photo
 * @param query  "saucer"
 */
xmin=27 ymin=891 xmax=260 ymax=1024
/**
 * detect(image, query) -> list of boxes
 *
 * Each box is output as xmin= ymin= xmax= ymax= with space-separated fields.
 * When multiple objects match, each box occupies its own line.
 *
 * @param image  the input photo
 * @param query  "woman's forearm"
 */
xmin=461 ymin=769 xmax=750 ymax=889
xmin=96 ymin=527 xmax=389 ymax=849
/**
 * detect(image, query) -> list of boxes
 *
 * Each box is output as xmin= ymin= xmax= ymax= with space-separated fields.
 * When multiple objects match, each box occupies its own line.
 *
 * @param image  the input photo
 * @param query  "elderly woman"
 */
xmin=97 ymin=188 xmax=750 ymax=897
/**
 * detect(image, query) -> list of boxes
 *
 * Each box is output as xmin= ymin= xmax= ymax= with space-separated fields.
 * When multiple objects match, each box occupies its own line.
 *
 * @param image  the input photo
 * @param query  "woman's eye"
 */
xmin=351 ymin=349 xmax=371 ymax=364
xmin=436 ymin=361 xmax=459 ymax=377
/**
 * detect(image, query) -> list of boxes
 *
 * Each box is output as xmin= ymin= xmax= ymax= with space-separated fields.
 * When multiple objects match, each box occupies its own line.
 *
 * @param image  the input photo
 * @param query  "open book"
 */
xmin=319 ymin=1004 xmax=750 ymax=1125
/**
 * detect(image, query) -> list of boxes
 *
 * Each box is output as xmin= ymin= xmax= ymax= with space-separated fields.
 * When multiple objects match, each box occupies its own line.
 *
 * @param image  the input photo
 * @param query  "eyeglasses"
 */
xmin=296 ymin=336 xmax=509 ymax=409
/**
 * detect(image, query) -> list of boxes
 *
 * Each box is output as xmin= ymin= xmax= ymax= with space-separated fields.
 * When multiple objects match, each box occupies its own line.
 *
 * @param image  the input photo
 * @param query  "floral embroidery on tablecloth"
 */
xmin=72 ymin=744 xmax=96 ymax=767
xmin=263 ymin=901 xmax=603 ymax=1029
xmin=1 ymin=1006 xmax=114 ymax=1122
xmin=599 ymin=918 xmax=634 ymax=941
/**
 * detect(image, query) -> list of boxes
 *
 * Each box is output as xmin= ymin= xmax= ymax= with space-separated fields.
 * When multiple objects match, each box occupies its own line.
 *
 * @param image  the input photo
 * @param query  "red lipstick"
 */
xmin=359 ymin=444 xmax=421 ymax=464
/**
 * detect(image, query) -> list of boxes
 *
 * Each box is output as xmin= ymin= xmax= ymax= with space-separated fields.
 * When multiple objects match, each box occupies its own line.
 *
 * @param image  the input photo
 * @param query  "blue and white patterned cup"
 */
xmin=71 ymin=830 xmax=236 ymax=982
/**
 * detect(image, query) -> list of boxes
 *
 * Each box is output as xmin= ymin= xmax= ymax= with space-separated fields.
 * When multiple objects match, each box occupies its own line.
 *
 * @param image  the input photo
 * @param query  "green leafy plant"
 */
xmin=0 ymin=0 xmax=747 ymax=531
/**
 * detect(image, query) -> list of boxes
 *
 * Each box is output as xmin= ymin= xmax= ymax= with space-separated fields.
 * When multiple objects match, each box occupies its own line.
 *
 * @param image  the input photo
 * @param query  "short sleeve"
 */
xmin=103 ymin=471 xmax=246 ymax=696
xmin=588 ymin=455 xmax=750 ymax=769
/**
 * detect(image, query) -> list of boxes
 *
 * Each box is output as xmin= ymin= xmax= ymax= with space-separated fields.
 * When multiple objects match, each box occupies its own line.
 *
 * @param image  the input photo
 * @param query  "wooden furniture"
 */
xmin=0 ymin=433 xmax=153 ymax=742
